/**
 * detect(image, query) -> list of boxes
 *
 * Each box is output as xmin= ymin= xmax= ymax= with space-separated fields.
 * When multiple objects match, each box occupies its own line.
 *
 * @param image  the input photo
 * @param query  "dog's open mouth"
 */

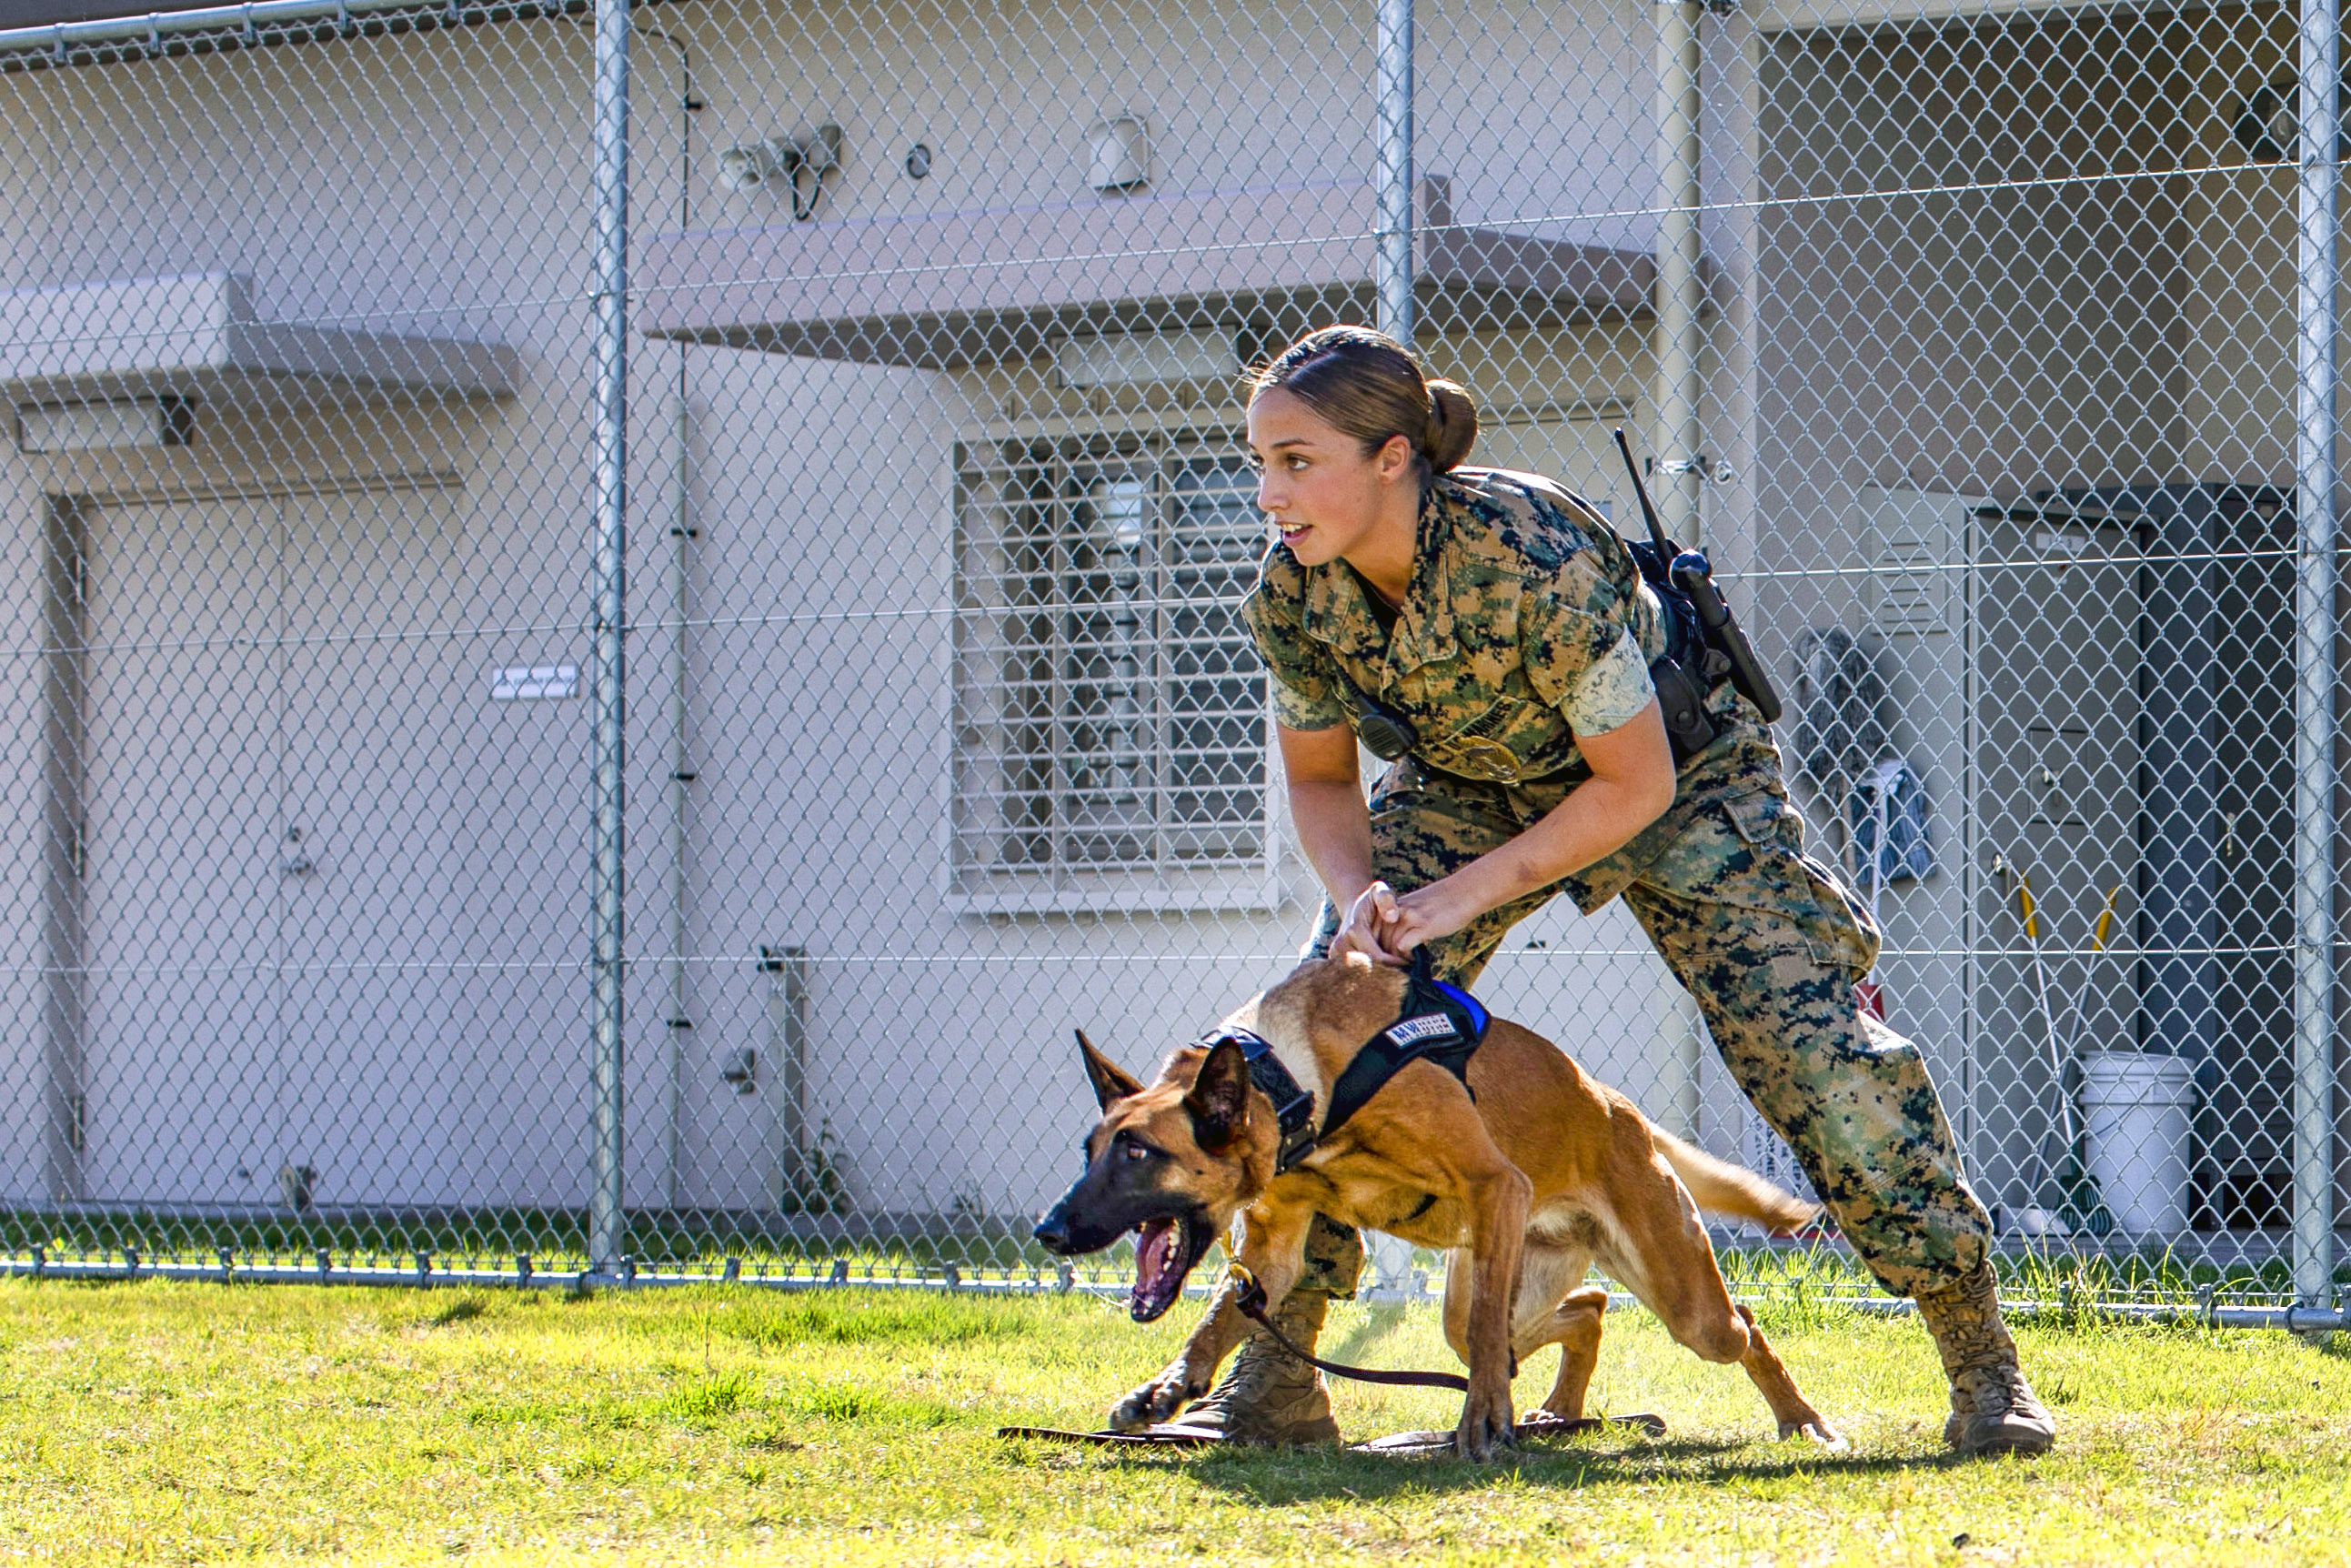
xmin=1129 ymin=1212 xmax=1210 ymax=1322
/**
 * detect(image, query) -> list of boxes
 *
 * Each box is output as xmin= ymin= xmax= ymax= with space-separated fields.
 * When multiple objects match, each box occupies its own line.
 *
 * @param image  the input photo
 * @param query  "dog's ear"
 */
xmin=1075 ymin=1029 xmax=1145 ymax=1110
xmin=1183 ymin=1033 xmax=1251 ymax=1151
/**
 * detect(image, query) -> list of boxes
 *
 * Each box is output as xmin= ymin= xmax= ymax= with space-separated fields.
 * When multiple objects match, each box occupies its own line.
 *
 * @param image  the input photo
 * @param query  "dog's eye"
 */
xmin=1123 ymin=1141 xmax=1155 ymax=1162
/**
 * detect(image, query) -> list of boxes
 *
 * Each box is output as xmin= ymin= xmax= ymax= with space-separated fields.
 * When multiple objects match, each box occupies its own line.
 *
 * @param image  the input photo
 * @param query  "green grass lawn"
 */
xmin=2 ymin=1279 xmax=2346 ymax=1566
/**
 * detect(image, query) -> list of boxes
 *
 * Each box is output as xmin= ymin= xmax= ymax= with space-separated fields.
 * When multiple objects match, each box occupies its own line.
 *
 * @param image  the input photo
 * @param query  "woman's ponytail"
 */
xmin=1249 ymin=326 xmax=1481 ymax=478
xmin=1422 ymin=379 xmax=1478 ymax=474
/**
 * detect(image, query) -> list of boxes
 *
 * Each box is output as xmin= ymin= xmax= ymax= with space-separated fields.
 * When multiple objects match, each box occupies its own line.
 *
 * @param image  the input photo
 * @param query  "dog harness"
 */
xmin=1207 ymin=950 xmax=1492 ymax=1176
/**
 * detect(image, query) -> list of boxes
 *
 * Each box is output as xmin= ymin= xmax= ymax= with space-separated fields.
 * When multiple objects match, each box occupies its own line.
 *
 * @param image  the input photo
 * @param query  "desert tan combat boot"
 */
xmin=1914 ymin=1259 xmax=2056 ymax=1457
xmin=1177 ymin=1290 xmax=1341 ymax=1445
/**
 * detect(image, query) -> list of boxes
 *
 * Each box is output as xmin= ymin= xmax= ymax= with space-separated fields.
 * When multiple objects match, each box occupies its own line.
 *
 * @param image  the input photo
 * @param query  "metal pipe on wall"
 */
xmin=587 ymin=0 xmax=631 ymax=1280
xmin=663 ymin=397 xmax=692 ymax=1211
xmin=1372 ymin=0 xmax=1413 ymax=350
xmin=2291 ymin=0 xmax=2342 ymax=1316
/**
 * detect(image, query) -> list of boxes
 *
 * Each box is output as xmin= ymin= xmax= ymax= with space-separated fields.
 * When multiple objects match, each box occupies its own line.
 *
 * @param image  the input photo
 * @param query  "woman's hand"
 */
xmin=1332 ymin=878 xmax=1480 ymax=965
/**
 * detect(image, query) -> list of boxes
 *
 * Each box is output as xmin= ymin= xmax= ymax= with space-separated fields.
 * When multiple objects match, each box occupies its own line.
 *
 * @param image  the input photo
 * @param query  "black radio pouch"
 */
xmin=1625 ymin=538 xmax=1727 ymax=767
xmin=1649 ymin=653 xmax=1718 ymax=765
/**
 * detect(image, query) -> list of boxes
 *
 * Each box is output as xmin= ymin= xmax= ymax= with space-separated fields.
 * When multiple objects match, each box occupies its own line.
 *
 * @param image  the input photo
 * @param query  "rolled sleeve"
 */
xmin=1560 ymin=628 xmax=1656 ymax=736
xmin=1241 ymin=560 xmax=1349 ymax=731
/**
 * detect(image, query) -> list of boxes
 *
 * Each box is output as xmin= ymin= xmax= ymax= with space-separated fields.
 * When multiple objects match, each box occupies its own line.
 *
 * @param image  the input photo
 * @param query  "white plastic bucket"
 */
xmin=2078 ymin=1051 xmax=2197 ymax=1236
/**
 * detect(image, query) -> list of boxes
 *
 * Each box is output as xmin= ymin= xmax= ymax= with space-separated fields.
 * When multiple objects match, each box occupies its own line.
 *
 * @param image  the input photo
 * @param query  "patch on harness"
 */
xmin=1384 ymin=1014 xmax=1457 ymax=1048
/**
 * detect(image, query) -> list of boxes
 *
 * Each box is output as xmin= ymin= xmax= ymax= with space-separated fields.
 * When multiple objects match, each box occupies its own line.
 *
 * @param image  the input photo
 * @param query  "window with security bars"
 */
xmin=952 ymin=433 xmax=1270 ymax=904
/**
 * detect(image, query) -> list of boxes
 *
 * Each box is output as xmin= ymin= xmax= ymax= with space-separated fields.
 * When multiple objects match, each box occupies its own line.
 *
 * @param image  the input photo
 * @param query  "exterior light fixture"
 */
xmin=15 ymin=395 xmax=195 ymax=453
xmin=1086 ymin=116 xmax=1150 ymax=193
xmin=716 ymin=125 xmax=844 ymax=219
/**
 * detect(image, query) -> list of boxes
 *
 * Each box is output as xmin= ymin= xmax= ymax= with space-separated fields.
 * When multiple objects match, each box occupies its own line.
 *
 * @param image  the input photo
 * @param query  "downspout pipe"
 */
xmin=663 ymin=397 xmax=692 ymax=1211
xmin=2291 ymin=0 xmax=2342 ymax=1319
xmin=586 ymin=0 xmax=631 ymax=1281
xmin=1373 ymin=0 xmax=1413 ymax=351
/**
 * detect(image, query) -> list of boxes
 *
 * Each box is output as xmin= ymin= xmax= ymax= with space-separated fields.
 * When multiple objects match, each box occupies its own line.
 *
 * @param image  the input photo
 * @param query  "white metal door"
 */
xmin=81 ymin=498 xmax=283 ymax=1204
xmin=80 ymin=487 xmax=469 ymax=1209
xmin=274 ymin=487 xmax=467 ymax=1205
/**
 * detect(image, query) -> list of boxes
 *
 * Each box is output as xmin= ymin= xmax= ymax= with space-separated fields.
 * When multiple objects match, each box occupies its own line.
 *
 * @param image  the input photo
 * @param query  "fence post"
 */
xmin=1649 ymin=0 xmax=1705 ymax=549
xmin=1363 ymin=0 xmax=1419 ymax=1302
xmin=2292 ymin=0 xmax=2342 ymax=1318
xmin=1653 ymin=0 xmax=1708 ymax=1142
xmin=587 ymin=0 xmax=633 ymax=1282
xmin=1373 ymin=0 xmax=1413 ymax=352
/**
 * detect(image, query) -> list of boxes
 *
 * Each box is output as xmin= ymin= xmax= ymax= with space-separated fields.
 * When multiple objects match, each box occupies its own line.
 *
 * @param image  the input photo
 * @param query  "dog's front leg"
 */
xmin=1454 ymin=1163 xmax=1533 ymax=1461
xmin=1107 ymin=1201 xmax=1311 ymax=1432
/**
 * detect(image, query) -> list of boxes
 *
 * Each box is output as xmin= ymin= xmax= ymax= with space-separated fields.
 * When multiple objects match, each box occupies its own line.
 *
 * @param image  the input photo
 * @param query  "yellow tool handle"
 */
xmin=2092 ymin=885 xmax=2121 ymax=952
xmin=2015 ymin=872 xmax=2039 ymax=940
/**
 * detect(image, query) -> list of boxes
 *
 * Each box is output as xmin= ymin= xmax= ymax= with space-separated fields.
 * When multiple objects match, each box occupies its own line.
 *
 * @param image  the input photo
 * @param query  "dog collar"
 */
xmin=1204 ymin=1027 xmax=1321 ymax=1175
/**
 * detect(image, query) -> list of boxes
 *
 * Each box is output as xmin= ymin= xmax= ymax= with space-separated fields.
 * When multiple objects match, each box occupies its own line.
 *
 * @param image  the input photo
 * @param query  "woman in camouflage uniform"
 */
xmin=1183 ymin=325 xmax=2051 ymax=1457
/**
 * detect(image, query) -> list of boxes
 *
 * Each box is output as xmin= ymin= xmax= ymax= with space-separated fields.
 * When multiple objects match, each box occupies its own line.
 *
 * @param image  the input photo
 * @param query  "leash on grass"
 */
xmin=1224 ymin=1263 xmax=1481 ymax=1394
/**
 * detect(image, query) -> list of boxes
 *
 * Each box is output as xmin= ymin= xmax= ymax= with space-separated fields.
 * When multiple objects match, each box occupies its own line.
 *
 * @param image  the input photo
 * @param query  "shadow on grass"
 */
xmin=1010 ymin=1428 xmax=1968 ymax=1503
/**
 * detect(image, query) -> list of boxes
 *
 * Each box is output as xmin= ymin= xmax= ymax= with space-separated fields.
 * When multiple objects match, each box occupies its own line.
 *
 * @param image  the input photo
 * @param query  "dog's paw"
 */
xmin=1452 ymin=1389 xmax=1517 ymax=1462
xmin=1779 ymin=1417 xmax=1847 ymax=1452
xmin=1107 ymin=1362 xmax=1199 ymax=1432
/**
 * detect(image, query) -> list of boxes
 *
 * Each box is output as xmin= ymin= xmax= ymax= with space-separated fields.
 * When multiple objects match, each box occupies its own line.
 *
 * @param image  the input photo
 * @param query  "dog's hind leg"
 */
xmin=1721 ymin=1302 xmax=1841 ymax=1445
xmin=1527 ymin=1286 xmax=1609 ymax=1421
xmin=1593 ymin=1163 xmax=1843 ymax=1448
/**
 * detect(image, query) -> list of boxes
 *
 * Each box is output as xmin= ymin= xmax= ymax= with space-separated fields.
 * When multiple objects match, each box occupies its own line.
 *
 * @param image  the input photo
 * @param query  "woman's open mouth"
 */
xmin=1129 ymin=1212 xmax=1210 ymax=1322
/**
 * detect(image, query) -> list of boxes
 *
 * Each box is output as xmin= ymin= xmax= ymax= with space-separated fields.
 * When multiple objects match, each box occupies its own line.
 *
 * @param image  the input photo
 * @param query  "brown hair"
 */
xmin=1247 ymin=324 xmax=1479 ymax=477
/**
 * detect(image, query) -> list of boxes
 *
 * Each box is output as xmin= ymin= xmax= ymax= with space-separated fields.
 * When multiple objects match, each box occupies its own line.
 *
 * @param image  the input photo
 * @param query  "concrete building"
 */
xmin=0 ymin=0 xmax=2339 ymax=1267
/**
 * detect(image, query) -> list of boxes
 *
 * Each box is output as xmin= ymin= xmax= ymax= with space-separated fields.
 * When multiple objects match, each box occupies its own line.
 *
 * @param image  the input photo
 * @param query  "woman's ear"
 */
xmin=1376 ymin=433 xmax=1416 ymax=484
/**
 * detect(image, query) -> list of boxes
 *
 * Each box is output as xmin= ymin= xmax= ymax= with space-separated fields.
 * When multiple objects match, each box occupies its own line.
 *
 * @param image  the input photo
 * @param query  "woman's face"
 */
xmin=1246 ymin=387 xmax=1414 ymax=568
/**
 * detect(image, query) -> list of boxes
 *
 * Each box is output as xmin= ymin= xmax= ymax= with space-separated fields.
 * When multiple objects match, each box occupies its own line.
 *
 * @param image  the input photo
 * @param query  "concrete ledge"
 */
xmin=0 ymin=271 xmax=518 ymax=407
xmin=640 ymin=177 xmax=1660 ymax=369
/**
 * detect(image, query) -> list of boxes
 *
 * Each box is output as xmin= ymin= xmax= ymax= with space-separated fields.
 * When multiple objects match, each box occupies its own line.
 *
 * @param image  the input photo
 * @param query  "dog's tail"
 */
xmin=1652 ymin=1129 xmax=1819 ymax=1235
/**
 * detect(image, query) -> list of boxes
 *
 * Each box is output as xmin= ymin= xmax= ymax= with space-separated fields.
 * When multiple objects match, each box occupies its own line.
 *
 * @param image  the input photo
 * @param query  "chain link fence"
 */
xmin=0 ymin=0 xmax=2343 ymax=1322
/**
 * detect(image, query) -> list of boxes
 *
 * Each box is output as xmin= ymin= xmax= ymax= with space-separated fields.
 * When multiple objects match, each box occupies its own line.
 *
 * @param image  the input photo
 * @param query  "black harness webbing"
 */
xmin=1207 ymin=950 xmax=1492 ymax=1177
xmin=1321 ymin=950 xmax=1490 ymax=1136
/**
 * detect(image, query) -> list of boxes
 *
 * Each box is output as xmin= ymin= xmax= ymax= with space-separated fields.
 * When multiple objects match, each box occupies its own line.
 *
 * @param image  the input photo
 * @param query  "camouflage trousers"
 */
xmin=1293 ymin=760 xmax=1993 ymax=1302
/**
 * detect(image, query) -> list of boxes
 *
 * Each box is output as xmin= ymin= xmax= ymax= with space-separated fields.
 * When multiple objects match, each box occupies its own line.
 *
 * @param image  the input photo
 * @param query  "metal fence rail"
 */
xmin=0 ymin=0 xmax=2340 ymax=1322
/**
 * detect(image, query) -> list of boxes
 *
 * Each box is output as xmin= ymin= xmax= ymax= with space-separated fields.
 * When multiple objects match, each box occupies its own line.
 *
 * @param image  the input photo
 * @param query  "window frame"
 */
xmin=947 ymin=424 xmax=1281 ymax=914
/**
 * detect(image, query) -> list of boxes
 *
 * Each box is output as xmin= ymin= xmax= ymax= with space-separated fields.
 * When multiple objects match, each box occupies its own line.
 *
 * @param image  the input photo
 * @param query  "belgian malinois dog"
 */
xmin=1031 ymin=953 xmax=1843 ymax=1460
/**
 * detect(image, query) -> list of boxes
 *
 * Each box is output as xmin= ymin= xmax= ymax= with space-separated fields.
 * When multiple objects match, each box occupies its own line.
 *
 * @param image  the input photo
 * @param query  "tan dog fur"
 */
xmin=1084 ymin=952 xmax=1842 ymax=1459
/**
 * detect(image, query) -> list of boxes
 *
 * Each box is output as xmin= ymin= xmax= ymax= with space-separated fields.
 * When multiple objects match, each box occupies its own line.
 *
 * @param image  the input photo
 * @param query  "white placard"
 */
xmin=492 ymin=664 xmax=578 ymax=701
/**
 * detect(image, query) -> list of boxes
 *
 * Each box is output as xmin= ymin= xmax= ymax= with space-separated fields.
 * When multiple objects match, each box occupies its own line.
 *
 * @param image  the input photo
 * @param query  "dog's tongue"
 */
xmin=1130 ymin=1219 xmax=1180 ymax=1317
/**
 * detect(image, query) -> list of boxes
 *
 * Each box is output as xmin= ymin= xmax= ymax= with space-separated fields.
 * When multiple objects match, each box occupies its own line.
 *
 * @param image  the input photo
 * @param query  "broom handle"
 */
xmin=2015 ymin=871 xmax=2078 ymax=1161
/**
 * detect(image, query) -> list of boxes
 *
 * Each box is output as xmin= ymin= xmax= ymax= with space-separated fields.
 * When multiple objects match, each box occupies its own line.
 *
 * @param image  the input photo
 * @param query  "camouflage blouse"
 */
xmin=1241 ymin=467 xmax=1670 ymax=786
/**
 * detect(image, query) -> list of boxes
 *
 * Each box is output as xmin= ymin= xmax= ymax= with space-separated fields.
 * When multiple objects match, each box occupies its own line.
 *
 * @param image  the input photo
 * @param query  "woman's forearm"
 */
xmin=1441 ymin=771 xmax=1664 ymax=914
xmin=1382 ymin=704 xmax=1676 ymax=950
xmin=1286 ymin=779 xmax=1378 ymax=909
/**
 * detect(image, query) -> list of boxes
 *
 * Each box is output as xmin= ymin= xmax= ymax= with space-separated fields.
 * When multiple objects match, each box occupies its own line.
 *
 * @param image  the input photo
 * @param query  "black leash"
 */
xmin=1226 ymin=1265 xmax=1472 ymax=1394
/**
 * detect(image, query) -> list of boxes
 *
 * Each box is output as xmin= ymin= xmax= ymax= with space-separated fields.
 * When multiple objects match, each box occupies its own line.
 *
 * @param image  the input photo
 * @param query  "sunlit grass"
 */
xmin=0 ymin=1279 xmax=2345 ymax=1565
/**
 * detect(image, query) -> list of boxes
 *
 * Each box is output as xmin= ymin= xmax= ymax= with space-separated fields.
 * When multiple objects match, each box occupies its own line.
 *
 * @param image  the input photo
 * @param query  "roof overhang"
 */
xmin=0 ymin=272 xmax=518 ymax=411
xmin=640 ymin=177 xmax=1662 ymax=369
